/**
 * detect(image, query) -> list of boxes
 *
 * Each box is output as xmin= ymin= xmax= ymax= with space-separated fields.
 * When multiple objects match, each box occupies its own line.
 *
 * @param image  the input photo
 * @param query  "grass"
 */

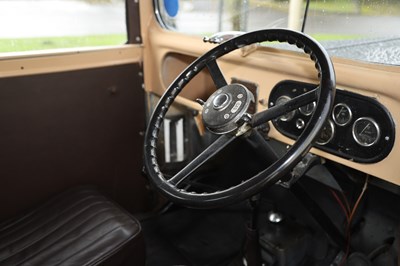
xmin=360 ymin=2 xmax=400 ymax=15
xmin=250 ymin=0 xmax=358 ymax=13
xmin=0 ymin=34 xmax=127 ymax=53
xmin=250 ymin=0 xmax=400 ymax=15
xmin=311 ymin=33 xmax=363 ymax=41
xmin=311 ymin=0 xmax=400 ymax=15
xmin=310 ymin=0 xmax=360 ymax=13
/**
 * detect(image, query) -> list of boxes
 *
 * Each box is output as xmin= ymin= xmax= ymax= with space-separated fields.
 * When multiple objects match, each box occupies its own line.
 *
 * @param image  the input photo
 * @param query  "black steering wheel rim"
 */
xmin=144 ymin=29 xmax=336 ymax=208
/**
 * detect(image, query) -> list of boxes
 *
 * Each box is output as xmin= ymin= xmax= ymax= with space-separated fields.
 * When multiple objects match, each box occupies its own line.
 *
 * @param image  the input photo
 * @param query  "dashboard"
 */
xmin=268 ymin=80 xmax=395 ymax=163
xmin=154 ymin=40 xmax=400 ymax=185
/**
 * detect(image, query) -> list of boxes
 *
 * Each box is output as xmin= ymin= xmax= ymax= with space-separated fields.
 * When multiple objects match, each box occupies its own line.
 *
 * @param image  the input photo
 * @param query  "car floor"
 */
xmin=141 ymin=202 xmax=252 ymax=266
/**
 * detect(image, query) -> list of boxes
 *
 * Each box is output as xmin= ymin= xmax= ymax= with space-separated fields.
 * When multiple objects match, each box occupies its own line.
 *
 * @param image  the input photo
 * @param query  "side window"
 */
xmin=0 ymin=0 xmax=127 ymax=53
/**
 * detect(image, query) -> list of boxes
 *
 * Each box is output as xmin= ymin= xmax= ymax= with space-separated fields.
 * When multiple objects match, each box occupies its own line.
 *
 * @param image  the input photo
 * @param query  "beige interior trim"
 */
xmin=0 ymin=45 xmax=143 ymax=78
xmin=146 ymin=1 xmax=400 ymax=186
xmin=139 ymin=0 xmax=400 ymax=186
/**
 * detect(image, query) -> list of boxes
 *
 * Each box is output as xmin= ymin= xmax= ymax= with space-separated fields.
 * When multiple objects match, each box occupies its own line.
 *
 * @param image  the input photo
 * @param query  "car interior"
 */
xmin=0 ymin=0 xmax=399 ymax=265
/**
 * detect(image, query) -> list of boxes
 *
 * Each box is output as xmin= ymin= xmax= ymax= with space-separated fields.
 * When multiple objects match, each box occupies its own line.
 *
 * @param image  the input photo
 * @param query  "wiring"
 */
xmin=330 ymin=174 xmax=369 ymax=266
xmin=348 ymin=175 xmax=369 ymax=228
xmin=330 ymin=189 xmax=350 ymax=222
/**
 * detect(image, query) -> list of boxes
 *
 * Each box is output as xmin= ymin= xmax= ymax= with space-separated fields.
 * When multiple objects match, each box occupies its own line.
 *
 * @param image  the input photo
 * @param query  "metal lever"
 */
xmin=278 ymin=153 xmax=321 ymax=188
xmin=203 ymin=31 xmax=245 ymax=44
xmin=203 ymin=31 xmax=259 ymax=57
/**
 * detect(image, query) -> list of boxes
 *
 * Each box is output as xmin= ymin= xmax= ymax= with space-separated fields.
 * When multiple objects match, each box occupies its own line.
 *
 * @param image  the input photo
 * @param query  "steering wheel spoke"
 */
xmin=251 ymin=88 xmax=318 ymax=127
xmin=168 ymin=134 xmax=237 ymax=187
xmin=206 ymin=58 xmax=228 ymax=89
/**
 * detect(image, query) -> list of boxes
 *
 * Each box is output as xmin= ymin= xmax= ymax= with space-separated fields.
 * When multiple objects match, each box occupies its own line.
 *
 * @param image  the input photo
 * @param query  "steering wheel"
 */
xmin=144 ymin=29 xmax=336 ymax=208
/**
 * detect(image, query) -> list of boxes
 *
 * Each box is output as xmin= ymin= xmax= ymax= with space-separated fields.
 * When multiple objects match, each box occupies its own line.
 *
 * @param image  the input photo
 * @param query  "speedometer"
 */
xmin=352 ymin=117 xmax=381 ymax=147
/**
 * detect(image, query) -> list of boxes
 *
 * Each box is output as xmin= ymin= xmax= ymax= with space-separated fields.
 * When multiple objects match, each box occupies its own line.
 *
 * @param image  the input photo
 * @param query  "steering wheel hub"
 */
xmin=202 ymin=84 xmax=254 ymax=134
xmin=212 ymin=93 xmax=230 ymax=109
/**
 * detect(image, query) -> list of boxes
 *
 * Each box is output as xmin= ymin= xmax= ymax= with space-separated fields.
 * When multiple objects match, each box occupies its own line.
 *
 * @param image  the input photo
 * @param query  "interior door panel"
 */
xmin=0 ymin=59 xmax=147 ymax=220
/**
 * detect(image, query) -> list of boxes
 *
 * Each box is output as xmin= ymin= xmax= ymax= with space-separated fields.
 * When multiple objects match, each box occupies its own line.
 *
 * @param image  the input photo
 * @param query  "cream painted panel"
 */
xmin=139 ymin=1 xmax=400 ymax=186
xmin=0 ymin=45 xmax=142 ymax=78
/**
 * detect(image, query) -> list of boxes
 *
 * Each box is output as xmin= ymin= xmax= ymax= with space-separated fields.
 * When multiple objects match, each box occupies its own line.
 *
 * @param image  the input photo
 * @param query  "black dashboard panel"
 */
xmin=268 ymin=80 xmax=395 ymax=163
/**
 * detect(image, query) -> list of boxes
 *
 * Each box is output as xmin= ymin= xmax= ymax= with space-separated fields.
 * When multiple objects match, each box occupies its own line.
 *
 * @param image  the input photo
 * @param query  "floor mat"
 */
xmin=142 ymin=202 xmax=251 ymax=266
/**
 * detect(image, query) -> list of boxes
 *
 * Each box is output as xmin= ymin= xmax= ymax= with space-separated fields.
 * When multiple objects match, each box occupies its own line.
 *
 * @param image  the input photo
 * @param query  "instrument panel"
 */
xmin=268 ymin=80 xmax=395 ymax=163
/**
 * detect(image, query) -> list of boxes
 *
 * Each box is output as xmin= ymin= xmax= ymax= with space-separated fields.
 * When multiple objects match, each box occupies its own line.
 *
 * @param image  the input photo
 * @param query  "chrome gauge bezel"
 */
xmin=299 ymin=101 xmax=316 ymax=116
xmin=352 ymin=117 xmax=381 ymax=147
xmin=332 ymin=103 xmax=352 ymax=126
xmin=316 ymin=119 xmax=335 ymax=145
xmin=275 ymin=95 xmax=296 ymax=122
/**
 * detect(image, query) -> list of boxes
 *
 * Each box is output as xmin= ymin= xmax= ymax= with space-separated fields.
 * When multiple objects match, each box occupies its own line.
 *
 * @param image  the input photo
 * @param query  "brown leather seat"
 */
xmin=0 ymin=187 xmax=145 ymax=266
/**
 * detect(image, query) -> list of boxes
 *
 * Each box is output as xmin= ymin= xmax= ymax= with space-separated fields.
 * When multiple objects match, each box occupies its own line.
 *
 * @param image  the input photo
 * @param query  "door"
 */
xmin=0 ymin=0 xmax=148 ymax=220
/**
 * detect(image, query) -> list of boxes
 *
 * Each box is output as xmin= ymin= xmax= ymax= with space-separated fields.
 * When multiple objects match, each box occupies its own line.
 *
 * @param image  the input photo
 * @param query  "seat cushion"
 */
xmin=0 ymin=187 xmax=145 ymax=266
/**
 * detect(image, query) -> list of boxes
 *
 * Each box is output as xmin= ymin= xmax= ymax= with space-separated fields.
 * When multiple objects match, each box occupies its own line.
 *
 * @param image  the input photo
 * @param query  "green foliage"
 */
xmin=0 ymin=34 xmax=127 ymax=53
xmin=83 ymin=0 xmax=115 ymax=4
xmin=250 ymin=0 xmax=400 ymax=15
xmin=311 ymin=33 xmax=363 ymax=41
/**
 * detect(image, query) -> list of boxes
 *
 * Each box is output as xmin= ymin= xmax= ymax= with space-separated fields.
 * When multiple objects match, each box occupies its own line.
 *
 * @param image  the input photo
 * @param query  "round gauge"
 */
xmin=299 ymin=101 xmax=316 ymax=116
xmin=275 ymin=95 xmax=296 ymax=121
xmin=296 ymin=118 xmax=305 ymax=129
xmin=316 ymin=119 xmax=335 ymax=145
xmin=332 ymin=103 xmax=352 ymax=126
xmin=352 ymin=117 xmax=381 ymax=147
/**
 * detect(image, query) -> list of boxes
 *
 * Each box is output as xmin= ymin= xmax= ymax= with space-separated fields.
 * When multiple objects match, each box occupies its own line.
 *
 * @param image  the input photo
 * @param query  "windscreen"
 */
xmin=157 ymin=0 xmax=400 ymax=65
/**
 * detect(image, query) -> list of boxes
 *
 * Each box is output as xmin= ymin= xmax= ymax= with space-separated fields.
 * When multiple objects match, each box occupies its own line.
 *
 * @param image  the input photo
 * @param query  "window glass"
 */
xmin=0 ymin=0 xmax=127 ymax=53
xmin=157 ymin=0 xmax=400 ymax=65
